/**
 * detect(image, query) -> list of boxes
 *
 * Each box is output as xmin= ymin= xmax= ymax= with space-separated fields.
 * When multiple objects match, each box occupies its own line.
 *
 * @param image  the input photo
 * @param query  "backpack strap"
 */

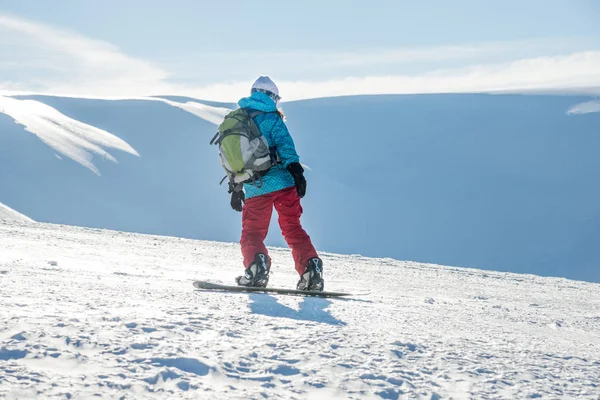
xmin=247 ymin=109 xmax=265 ymax=119
xmin=209 ymin=131 xmax=220 ymax=145
xmin=246 ymin=108 xmax=281 ymax=119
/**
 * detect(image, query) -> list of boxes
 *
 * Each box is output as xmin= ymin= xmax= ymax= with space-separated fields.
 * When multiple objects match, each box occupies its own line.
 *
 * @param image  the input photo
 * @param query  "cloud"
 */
xmin=0 ymin=14 xmax=172 ymax=96
xmin=182 ymin=51 xmax=600 ymax=101
xmin=164 ymin=36 xmax=596 ymax=80
xmin=1 ymin=14 xmax=600 ymax=102
xmin=275 ymin=51 xmax=600 ymax=101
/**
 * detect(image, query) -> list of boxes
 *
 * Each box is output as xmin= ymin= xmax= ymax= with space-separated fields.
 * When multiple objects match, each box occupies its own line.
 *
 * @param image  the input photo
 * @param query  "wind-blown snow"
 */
xmin=1 ymin=220 xmax=599 ymax=399
xmin=158 ymin=99 xmax=231 ymax=125
xmin=0 ymin=203 xmax=34 ymax=223
xmin=567 ymin=100 xmax=600 ymax=115
xmin=0 ymin=96 xmax=139 ymax=175
xmin=0 ymin=94 xmax=230 ymax=177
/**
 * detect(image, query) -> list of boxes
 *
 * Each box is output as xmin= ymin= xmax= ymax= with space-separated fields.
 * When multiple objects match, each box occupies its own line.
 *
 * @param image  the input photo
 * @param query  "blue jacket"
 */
xmin=238 ymin=92 xmax=299 ymax=199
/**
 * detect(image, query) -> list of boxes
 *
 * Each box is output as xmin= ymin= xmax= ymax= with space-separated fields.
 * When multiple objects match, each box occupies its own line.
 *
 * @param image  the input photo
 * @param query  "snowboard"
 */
xmin=193 ymin=280 xmax=354 ymax=298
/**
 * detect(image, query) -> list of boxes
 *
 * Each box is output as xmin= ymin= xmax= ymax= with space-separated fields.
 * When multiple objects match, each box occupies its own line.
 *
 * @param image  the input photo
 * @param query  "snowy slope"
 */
xmin=0 ymin=95 xmax=140 ymax=175
xmin=1 ymin=220 xmax=599 ymax=399
xmin=0 ymin=203 xmax=34 ymax=223
xmin=1 ymin=93 xmax=600 ymax=282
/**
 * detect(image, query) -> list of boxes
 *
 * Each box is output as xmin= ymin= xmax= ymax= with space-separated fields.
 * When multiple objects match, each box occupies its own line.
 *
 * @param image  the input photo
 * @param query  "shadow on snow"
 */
xmin=248 ymin=294 xmax=346 ymax=326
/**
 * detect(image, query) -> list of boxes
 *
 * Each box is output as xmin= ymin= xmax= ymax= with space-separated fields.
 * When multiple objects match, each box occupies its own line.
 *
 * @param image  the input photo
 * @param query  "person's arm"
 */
xmin=269 ymin=116 xmax=306 ymax=198
xmin=269 ymin=116 xmax=299 ymax=168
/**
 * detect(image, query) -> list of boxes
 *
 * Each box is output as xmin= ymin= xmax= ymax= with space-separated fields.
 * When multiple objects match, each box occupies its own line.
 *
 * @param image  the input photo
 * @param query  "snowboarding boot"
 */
xmin=297 ymin=257 xmax=324 ymax=291
xmin=236 ymin=253 xmax=270 ymax=287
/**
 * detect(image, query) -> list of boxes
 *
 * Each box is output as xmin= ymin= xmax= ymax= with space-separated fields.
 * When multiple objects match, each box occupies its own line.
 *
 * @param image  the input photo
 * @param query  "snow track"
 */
xmin=1 ymin=221 xmax=599 ymax=399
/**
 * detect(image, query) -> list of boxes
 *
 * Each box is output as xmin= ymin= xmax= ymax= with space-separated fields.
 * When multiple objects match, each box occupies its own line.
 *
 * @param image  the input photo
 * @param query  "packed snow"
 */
xmin=1 ymin=220 xmax=599 ymax=399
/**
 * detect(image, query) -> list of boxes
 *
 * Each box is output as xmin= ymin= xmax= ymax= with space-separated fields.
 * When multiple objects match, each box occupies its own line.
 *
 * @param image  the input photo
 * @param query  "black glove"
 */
xmin=287 ymin=162 xmax=306 ymax=198
xmin=230 ymin=190 xmax=245 ymax=212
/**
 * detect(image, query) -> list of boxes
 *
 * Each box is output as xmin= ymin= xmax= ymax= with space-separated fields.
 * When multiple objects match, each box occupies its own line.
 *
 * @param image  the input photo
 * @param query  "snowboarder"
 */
xmin=230 ymin=76 xmax=324 ymax=291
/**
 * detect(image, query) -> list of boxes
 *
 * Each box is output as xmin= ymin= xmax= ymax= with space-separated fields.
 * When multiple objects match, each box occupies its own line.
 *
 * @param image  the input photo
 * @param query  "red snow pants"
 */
xmin=241 ymin=186 xmax=318 ymax=275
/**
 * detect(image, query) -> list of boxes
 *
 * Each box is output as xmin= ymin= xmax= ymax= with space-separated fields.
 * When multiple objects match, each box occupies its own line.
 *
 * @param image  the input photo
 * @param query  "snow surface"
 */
xmin=1 ymin=220 xmax=599 ymax=399
xmin=0 ymin=203 xmax=34 ymax=223
xmin=0 ymin=96 xmax=139 ymax=175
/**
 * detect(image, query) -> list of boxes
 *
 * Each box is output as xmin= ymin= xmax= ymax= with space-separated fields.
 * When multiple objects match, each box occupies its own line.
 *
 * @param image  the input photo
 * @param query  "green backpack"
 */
xmin=210 ymin=109 xmax=275 ymax=192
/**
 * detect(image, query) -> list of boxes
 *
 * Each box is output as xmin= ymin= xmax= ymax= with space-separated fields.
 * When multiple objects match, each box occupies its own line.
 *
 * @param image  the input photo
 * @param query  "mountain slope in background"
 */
xmin=1 ymin=93 xmax=599 ymax=282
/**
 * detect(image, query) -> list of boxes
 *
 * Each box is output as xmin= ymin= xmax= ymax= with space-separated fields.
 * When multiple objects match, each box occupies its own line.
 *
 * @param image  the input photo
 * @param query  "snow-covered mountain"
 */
xmin=1 ymin=219 xmax=599 ymax=399
xmin=1 ymin=93 xmax=599 ymax=282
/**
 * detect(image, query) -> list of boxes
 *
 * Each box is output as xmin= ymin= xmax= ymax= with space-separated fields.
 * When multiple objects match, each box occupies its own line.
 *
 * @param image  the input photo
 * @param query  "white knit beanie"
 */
xmin=251 ymin=76 xmax=280 ymax=98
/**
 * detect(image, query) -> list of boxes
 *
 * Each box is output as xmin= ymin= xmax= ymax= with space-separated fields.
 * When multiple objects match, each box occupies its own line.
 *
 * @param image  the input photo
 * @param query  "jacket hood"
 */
xmin=238 ymin=91 xmax=278 ymax=112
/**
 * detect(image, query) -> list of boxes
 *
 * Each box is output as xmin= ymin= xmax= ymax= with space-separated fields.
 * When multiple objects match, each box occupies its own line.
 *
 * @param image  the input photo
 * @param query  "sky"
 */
xmin=1 ymin=0 xmax=600 ymax=101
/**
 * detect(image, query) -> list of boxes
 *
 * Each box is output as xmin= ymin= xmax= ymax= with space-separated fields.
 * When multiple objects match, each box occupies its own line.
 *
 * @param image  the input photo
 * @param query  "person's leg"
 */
xmin=273 ymin=187 xmax=318 ymax=275
xmin=241 ymin=193 xmax=274 ymax=268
